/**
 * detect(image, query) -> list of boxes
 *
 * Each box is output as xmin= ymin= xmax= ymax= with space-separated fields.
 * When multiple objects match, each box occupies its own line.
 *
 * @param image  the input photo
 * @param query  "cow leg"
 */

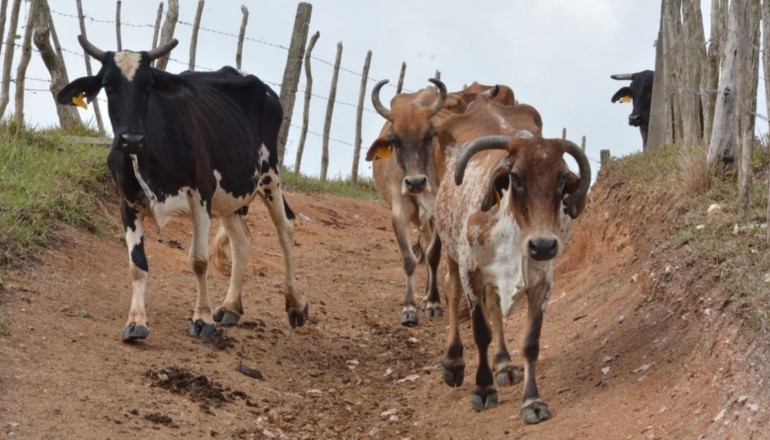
xmin=519 ymin=288 xmax=552 ymax=424
xmin=470 ymin=280 xmax=497 ymax=412
xmin=121 ymin=202 xmax=150 ymax=342
xmin=213 ymin=214 xmax=251 ymax=326
xmin=187 ymin=203 xmax=216 ymax=338
xmin=441 ymin=258 xmax=464 ymax=387
xmin=392 ymin=208 xmax=419 ymax=326
xmin=258 ymin=172 xmax=307 ymax=328
xmin=485 ymin=286 xmax=523 ymax=387
xmin=421 ymin=225 xmax=443 ymax=318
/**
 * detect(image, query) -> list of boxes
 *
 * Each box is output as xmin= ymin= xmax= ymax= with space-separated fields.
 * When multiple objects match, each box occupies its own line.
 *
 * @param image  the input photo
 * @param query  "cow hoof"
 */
xmin=521 ymin=400 xmax=552 ymax=424
xmin=424 ymin=304 xmax=444 ymax=318
xmin=400 ymin=310 xmax=418 ymax=326
xmin=213 ymin=307 xmax=241 ymax=326
xmin=495 ymin=365 xmax=524 ymax=386
xmin=188 ymin=319 xmax=217 ymax=338
xmin=441 ymin=360 xmax=465 ymax=387
xmin=471 ymin=387 xmax=498 ymax=412
xmin=287 ymin=304 xmax=308 ymax=328
xmin=122 ymin=322 xmax=149 ymax=342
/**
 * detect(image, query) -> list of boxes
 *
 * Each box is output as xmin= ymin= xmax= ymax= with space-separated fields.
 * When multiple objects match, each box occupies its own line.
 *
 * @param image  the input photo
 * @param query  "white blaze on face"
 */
xmin=114 ymin=51 xmax=142 ymax=81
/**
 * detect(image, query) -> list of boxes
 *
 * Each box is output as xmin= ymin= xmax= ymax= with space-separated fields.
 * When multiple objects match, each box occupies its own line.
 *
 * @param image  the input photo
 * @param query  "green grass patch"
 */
xmin=280 ymin=169 xmax=378 ymax=200
xmin=0 ymin=124 xmax=110 ymax=266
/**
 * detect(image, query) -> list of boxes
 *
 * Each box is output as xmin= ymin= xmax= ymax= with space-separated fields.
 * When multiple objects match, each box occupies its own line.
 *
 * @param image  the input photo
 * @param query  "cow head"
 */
xmin=57 ymin=35 xmax=196 ymax=155
xmin=454 ymin=133 xmax=591 ymax=261
xmin=610 ymin=70 xmax=654 ymax=129
xmin=366 ymin=78 xmax=448 ymax=195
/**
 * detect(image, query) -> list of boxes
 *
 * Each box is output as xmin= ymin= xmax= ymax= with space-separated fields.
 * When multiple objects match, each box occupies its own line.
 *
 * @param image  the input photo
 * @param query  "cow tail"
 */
xmin=209 ymin=224 xmax=232 ymax=276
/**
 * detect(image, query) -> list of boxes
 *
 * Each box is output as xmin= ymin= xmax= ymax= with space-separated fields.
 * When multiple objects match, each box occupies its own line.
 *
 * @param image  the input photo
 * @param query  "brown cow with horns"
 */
xmin=434 ymin=92 xmax=590 ymax=424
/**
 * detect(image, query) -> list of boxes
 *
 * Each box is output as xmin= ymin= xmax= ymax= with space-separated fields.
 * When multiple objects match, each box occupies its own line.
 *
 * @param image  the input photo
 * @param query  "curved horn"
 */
xmin=610 ymin=73 xmax=634 ymax=80
xmin=146 ymin=39 xmax=179 ymax=61
xmin=454 ymin=135 xmax=512 ymax=185
xmin=483 ymin=84 xmax=500 ymax=98
xmin=427 ymin=78 xmax=447 ymax=116
xmin=371 ymin=79 xmax=391 ymax=119
xmin=77 ymin=34 xmax=106 ymax=62
xmin=562 ymin=140 xmax=592 ymax=218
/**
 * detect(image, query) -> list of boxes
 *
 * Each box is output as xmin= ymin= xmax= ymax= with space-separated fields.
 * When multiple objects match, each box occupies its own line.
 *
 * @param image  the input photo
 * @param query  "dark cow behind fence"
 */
xmin=610 ymin=69 xmax=654 ymax=148
xmin=57 ymin=35 xmax=307 ymax=342
xmin=435 ymin=92 xmax=590 ymax=424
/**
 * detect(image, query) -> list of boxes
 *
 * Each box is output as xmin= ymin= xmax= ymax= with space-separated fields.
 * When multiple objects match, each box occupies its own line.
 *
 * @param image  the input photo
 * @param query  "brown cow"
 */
xmin=365 ymin=78 xmax=464 ymax=326
xmin=434 ymin=93 xmax=590 ymax=424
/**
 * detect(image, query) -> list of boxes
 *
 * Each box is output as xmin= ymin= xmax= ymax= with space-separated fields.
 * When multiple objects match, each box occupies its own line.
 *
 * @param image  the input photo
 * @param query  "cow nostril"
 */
xmin=528 ymin=238 xmax=558 ymax=261
xmin=404 ymin=176 xmax=428 ymax=192
xmin=120 ymin=133 xmax=145 ymax=145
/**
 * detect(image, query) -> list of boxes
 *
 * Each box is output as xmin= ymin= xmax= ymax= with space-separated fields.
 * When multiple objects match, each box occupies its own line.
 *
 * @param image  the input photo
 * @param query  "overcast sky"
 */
xmin=13 ymin=1 xmax=714 ymax=178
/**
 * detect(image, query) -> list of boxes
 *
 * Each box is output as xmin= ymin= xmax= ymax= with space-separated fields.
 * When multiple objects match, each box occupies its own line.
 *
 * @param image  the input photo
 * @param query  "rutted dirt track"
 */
xmin=1 ymin=183 xmax=769 ymax=439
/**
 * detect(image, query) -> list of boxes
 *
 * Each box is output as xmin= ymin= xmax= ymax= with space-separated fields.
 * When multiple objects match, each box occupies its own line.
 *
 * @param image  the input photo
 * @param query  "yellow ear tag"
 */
xmin=72 ymin=93 xmax=88 ymax=110
xmin=620 ymin=96 xmax=632 ymax=103
xmin=374 ymin=145 xmax=393 ymax=160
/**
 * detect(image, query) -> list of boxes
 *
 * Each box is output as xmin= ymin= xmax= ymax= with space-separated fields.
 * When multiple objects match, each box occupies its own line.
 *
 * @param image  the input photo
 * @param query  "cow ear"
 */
xmin=153 ymin=70 xmax=197 ymax=99
xmin=480 ymin=158 xmax=512 ymax=212
xmin=611 ymin=86 xmax=632 ymax=103
xmin=562 ymin=171 xmax=587 ymax=218
xmin=365 ymin=138 xmax=392 ymax=161
xmin=57 ymin=76 xmax=102 ymax=108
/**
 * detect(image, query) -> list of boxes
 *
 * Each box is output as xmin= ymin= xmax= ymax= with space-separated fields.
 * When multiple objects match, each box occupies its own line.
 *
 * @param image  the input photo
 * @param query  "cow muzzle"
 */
xmin=528 ymin=238 xmax=558 ymax=261
xmin=402 ymin=175 xmax=430 ymax=195
xmin=119 ymin=133 xmax=145 ymax=154
xmin=628 ymin=114 xmax=644 ymax=127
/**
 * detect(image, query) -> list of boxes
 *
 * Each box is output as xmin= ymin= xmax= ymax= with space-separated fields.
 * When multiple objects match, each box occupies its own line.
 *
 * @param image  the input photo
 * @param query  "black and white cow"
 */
xmin=610 ymin=70 xmax=654 ymax=148
xmin=57 ymin=35 xmax=308 ymax=342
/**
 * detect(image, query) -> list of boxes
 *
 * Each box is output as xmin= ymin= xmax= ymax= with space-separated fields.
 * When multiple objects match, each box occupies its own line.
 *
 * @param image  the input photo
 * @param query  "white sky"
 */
xmin=9 ymin=1 xmax=725 ymax=178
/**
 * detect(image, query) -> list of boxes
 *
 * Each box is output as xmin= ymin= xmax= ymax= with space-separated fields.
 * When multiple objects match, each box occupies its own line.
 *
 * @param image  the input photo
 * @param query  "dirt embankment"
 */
xmin=1 ymin=167 xmax=768 ymax=439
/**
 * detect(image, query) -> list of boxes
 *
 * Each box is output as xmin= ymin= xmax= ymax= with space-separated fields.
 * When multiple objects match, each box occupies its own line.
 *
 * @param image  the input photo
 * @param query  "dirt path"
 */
xmin=1 ymin=191 xmax=767 ymax=439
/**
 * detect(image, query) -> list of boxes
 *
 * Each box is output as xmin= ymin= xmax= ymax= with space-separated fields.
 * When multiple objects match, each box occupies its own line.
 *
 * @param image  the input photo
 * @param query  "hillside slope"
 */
xmin=1 ymin=150 xmax=769 ymax=439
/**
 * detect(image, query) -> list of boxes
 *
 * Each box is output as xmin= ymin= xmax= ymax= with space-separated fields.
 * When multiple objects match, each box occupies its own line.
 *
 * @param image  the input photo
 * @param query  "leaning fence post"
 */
xmin=0 ymin=0 xmax=21 ymax=120
xmin=396 ymin=61 xmax=406 ymax=94
xmin=0 ymin=0 xmax=9 ymax=56
xmin=155 ymin=0 xmax=179 ymax=71
xmin=188 ymin=0 xmax=204 ymax=71
xmin=235 ymin=4 xmax=248 ymax=70
xmin=320 ymin=41 xmax=342 ymax=182
xmin=352 ymin=50 xmax=372 ymax=184
xmin=13 ymin=0 xmax=35 ymax=127
xmin=295 ymin=30 xmax=319 ymax=174
xmin=115 ymin=0 xmax=122 ymax=51
xmin=276 ymin=2 xmax=312 ymax=167
xmin=600 ymin=149 xmax=611 ymax=166
xmin=151 ymin=2 xmax=163 ymax=54
xmin=75 ymin=0 xmax=105 ymax=133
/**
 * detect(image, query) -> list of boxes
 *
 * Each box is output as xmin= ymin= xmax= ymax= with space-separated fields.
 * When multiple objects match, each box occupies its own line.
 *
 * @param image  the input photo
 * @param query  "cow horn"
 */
xmin=427 ymin=78 xmax=447 ymax=116
xmin=371 ymin=79 xmax=391 ymax=120
xmin=483 ymin=85 xmax=500 ymax=98
xmin=562 ymin=140 xmax=592 ymax=218
xmin=146 ymin=39 xmax=179 ymax=61
xmin=610 ymin=73 xmax=634 ymax=80
xmin=454 ymin=135 xmax=512 ymax=185
xmin=77 ymin=34 xmax=106 ymax=62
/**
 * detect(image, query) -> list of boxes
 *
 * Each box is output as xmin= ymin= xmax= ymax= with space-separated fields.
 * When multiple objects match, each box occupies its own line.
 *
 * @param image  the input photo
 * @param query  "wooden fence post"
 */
xmin=277 ymin=2 xmax=312 ymax=167
xmin=13 ymin=0 xmax=35 ymax=127
xmin=295 ymin=30 xmax=319 ymax=174
xmin=188 ymin=0 xmax=204 ymax=71
xmin=236 ymin=4 xmax=248 ymax=70
xmin=320 ymin=41 xmax=342 ymax=182
xmin=561 ymin=128 xmax=566 ymax=139
xmin=647 ymin=1 xmax=667 ymax=151
xmin=600 ymin=149 xmax=611 ymax=166
xmin=352 ymin=50 xmax=372 ymax=183
xmin=151 ymin=2 xmax=163 ymax=53
xmin=155 ymin=0 xmax=179 ymax=71
xmin=35 ymin=0 xmax=81 ymax=129
xmin=737 ymin=0 xmax=761 ymax=214
xmin=115 ymin=0 xmax=122 ymax=51
xmin=0 ymin=0 xmax=8 ymax=56
xmin=434 ymin=69 xmax=441 ymax=81
xmin=0 ymin=0 xmax=21 ymax=119
xmin=581 ymin=135 xmax=586 ymax=152
xmin=396 ymin=61 xmax=406 ymax=94
xmin=75 ymin=0 xmax=105 ymax=133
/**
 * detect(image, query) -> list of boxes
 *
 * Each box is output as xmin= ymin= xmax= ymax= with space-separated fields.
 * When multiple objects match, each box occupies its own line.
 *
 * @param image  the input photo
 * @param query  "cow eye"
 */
xmin=559 ymin=174 xmax=568 ymax=192
xmin=391 ymin=138 xmax=401 ymax=148
xmin=510 ymin=171 xmax=523 ymax=188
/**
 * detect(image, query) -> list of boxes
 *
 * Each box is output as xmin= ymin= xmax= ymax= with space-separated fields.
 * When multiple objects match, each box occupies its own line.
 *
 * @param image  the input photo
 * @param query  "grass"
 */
xmin=0 ymin=123 xmax=110 ymax=266
xmin=280 ymin=169 xmax=378 ymax=200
